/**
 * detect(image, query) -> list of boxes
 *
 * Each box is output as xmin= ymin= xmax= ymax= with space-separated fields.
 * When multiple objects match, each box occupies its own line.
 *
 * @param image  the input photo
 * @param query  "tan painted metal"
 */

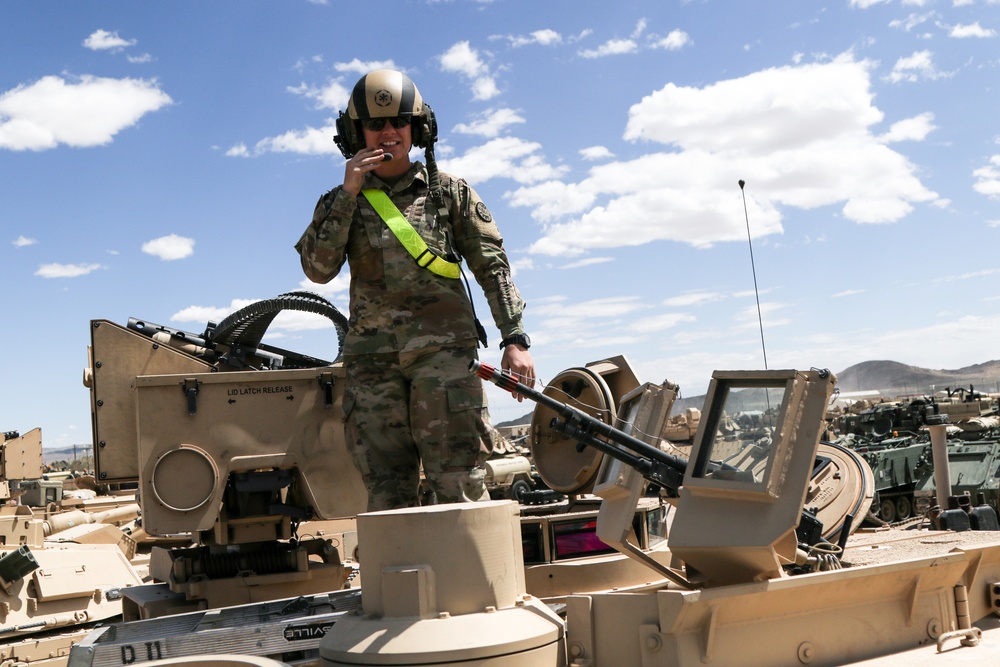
xmin=320 ymin=501 xmax=566 ymax=667
xmin=2 ymin=428 xmax=44 ymax=482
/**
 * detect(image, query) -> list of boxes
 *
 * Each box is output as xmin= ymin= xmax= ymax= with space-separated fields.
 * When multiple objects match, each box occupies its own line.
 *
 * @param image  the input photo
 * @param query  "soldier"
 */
xmin=296 ymin=69 xmax=535 ymax=511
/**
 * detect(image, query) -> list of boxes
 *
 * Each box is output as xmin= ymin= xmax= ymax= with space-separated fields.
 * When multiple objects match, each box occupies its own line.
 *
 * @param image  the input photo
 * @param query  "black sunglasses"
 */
xmin=362 ymin=116 xmax=411 ymax=131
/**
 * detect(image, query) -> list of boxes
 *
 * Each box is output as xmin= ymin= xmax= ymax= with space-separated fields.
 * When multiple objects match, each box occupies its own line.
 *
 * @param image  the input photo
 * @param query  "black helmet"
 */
xmin=334 ymin=69 xmax=437 ymax=158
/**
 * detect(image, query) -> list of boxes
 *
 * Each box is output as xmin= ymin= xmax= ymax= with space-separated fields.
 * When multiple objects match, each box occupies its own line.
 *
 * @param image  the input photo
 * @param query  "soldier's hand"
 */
xmin=501 ymin=346 xmax=535 ymax=402
xmin=343 ymin=149 xmax=387 ymax=197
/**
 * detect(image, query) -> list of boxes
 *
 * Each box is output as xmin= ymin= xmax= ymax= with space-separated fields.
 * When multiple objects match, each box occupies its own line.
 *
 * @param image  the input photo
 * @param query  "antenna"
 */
xmin=739 ymin=179 xmax=768 ymax=370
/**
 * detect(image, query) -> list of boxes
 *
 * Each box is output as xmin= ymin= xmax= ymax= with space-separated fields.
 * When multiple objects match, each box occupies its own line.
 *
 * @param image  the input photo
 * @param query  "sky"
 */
xmin=4 ymin=0 xmax=1000 ymax=451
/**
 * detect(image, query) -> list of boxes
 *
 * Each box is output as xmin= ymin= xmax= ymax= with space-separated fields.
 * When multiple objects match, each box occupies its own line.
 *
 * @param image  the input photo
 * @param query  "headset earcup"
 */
xmin=334 ymin=112 xmax=363 ymax=159
xmin=333 ymin=112 xmax=352 ymax=158
xmin=413 ymin=104 xmax=438 ymax=149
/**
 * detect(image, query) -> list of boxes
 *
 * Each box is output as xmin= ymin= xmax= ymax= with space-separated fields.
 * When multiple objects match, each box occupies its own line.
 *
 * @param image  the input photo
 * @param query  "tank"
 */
xmin=16 ymin=296 xmax=1000 ymax=665
xmin=833 ymin=389 xmax=1000 ymax=523
xmin=0 ymin=430 xmax=146 ymax=664
xmin=307 ymin=365 xmax=1000 ymax=667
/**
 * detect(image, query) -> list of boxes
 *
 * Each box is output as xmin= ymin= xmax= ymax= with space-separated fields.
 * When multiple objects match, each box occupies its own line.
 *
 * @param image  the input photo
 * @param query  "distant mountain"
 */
xmin=42 ymin=446 xmax=93 ymax=466
xmin=835 ymin=359 xmax=1000 ymax=397
xmin=496 ymin=359 xmax=1000 ymax=426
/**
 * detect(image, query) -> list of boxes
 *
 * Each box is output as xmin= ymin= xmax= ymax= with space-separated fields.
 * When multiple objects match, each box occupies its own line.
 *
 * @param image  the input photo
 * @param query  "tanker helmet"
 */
xmin=334 ymin=69 xmax=438 ymax=158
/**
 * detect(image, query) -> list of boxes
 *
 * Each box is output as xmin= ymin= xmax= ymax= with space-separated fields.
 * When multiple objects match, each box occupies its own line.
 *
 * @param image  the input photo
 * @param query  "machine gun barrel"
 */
xmin=470 ymin=360 xmax=692 ymax=491
xmin=127 ymin=318 xmax=212 ymax=349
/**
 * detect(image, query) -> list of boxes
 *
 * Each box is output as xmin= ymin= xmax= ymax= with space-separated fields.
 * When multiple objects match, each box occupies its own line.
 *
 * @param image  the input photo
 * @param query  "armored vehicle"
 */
xmin=9 ymin=292 xmax=1000 ymax=666
xmin=308 ymin=365 xmax=1000 ymax=666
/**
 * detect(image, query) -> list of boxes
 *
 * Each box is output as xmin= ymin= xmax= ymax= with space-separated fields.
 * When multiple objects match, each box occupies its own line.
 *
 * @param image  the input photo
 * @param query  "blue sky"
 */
xmin=4 ymin=0 xmax=1000 ymax=450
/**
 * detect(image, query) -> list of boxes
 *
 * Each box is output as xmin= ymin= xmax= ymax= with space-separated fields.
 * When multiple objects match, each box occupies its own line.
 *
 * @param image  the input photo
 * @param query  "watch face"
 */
xmin=502 ymin=334 xmax=530 ymax=349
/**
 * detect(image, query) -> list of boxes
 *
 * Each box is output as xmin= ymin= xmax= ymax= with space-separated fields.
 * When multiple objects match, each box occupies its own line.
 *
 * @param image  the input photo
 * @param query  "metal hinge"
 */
xmin=318 ymin=372 xmax=335 ymax=408
xmin=182 ymin=378 xmax=200 ymax=415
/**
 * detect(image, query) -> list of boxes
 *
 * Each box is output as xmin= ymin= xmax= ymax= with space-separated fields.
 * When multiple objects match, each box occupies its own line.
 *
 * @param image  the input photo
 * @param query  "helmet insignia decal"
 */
xmin=375 ymin=89 xmax=393 ymax=107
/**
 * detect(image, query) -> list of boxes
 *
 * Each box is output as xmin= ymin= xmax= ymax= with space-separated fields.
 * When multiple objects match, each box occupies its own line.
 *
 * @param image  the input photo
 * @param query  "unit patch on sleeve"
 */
xmin=475 ymin=201 xmax=493 ymax=223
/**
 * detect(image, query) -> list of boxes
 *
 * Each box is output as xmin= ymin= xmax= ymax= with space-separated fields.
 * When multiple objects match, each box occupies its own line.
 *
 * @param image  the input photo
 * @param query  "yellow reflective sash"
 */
xmin=361 ymin=189 xmax=460 ymax=280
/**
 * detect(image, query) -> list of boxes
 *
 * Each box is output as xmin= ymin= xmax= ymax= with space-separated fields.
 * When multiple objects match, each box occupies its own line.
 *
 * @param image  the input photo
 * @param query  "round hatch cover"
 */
xmin=530 ymin=367 xmax=615 ymax=494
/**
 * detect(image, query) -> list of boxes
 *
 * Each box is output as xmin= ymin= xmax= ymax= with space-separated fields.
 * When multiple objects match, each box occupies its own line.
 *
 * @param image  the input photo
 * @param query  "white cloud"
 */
xmin=13 ymin=235 xmax=37 ymax=247
xmin=171 ymin=299 xmax=258 ymax=324
xmin=949 ymin=22 xmax=997 ymax=38
xmin=232 ymin=121 xmax=340 ymax=158
xmin=849 ymin=0 xmax=891 ymax=7
xmin=832 ymin=289 xmax=867 ymax=298
xmin=35 ymin=262 xmax=103 ymax=278
xmin=886 ymin=50 xmax=952 ymax=83
xmin=878 ymin=112 xmax=936 ymax=143
xmin=83 ymin=29 xmax=136 ymax=51
xmin=631 ymin=312 xmax=697 ymax=334
xmin=506 ymin=29 xmax=563 ymax=48
xmin=534 ymin=296 xmax=649 ymax=337
xmin=453 ymin=108 xmax=525 ymax=137
xmin=932 ymin=268 xmax=1000 ymax=283
xmin=734 ymin=301 xmax=790 ymax=330
xmin=559 ymin=257 xmax=614 ymax=269
xmin=289 ymin=80 xmax=352 ymax=111
xmin=662 ymin=292 xmax=726 ymax=307
xmin=652 ymin=29 xmax=691 ymax=51
xmin=439 ymin=42 xmax=499 ymax=101
xmin=298 ymin=275 xmax=350 ymax=300
xmin=579 ymin=38 xmax=638 ymax=59
xmin=973 ymin=155 xmax=1000 ymax=198
xmin=889 ymin=12 xmax=934 ymax=32
xmin=577 ymin=20 xmax=648 ymax=58
xmin=142 ymin=234 xmax=195 ymax=260
xmin=334 ymin=59 xmax=398 ymax=76
xmin=438 ymin=136 xmax=567 ymax=186
xmin=579 ymin=145 xmax=614 ymax=161
xmin=127 ymin=53 xmax=153 ymax=64
xmin=0 ymin=75 xmax=172 ymax=151
xmin=510 ymin=54 xmax=938 ymax=257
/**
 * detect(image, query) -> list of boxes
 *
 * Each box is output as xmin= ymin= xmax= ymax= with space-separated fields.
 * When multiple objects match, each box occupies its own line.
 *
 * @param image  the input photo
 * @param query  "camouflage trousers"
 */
xmin=342 ymin=346 xmax=497 ymax=511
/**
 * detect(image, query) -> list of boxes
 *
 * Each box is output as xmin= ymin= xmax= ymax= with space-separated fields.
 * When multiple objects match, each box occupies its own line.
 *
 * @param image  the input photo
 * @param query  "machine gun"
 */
xmin=85 ymin=292 xmax=367 ymax=619
xmin=474 ymin=361 xmax=867 ymax=583
xmin=126 ymin=290 xmax=347 ymax=370
xmin=471 ymin=360 xmax=723 ymax=497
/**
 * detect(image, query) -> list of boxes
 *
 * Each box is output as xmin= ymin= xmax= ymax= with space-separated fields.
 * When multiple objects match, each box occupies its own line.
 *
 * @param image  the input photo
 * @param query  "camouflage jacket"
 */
xmin=296 ymin=162 xmax=525 ymax=357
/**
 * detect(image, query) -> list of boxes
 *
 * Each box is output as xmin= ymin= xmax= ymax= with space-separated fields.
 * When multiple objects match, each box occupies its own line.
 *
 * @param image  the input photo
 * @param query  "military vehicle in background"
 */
xmin=0 ymin=429 xmax=145 ymax=665
xmin=830 ymin=387 xmax=1000 ymax=523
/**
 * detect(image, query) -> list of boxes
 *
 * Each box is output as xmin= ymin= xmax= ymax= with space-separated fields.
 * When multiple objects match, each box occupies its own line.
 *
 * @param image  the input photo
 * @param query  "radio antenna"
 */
xmin=739 ymin=179 xmax=768 ymax=370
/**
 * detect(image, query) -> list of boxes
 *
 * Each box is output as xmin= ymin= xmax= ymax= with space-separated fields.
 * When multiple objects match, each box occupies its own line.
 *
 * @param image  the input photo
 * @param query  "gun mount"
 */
xmin=83 ymin=292 xmax=366 ymax=618
xmin=474 ymin=361 xmax=873 ymax=586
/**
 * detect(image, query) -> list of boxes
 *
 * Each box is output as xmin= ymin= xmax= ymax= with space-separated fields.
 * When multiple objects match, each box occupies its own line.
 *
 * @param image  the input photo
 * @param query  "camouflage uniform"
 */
xmin=296 ymin=161 xmax=526 ymax=510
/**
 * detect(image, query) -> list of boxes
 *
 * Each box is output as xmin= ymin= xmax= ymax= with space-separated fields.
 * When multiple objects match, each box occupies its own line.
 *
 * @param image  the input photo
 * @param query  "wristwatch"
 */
xmin=500 ymin=333 xmax=531 ymax=350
